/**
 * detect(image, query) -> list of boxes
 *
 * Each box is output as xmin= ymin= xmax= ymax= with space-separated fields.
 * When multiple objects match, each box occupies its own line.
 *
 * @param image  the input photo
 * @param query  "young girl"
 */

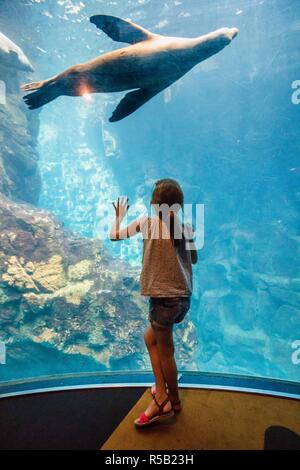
xmin=110 ymin=179 xmax=197 ymax=427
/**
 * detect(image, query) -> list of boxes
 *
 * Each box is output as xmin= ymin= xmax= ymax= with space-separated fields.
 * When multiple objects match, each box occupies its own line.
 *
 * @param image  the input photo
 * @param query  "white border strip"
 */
xmin=0 ymin=382 xmax=299 ymax=400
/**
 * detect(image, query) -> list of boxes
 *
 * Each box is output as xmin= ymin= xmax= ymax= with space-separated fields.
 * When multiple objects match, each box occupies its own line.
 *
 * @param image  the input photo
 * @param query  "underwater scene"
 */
xmin=0 ymin=0 xmax=299 ymax=384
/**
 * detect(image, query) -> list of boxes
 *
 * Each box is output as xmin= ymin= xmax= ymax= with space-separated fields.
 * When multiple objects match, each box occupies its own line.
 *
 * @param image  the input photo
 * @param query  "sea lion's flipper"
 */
xmin=22 ymin=84 xmax=59 ymax=110
xmin=109 ymin=87 xmax=164 ymax=122
xmin=90 ymin=15 xmax=156 ymax=44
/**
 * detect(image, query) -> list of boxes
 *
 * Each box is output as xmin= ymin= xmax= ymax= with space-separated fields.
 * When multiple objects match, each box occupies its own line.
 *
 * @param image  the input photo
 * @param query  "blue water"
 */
xmin=0 ymin=0 xmax=299 ymax=384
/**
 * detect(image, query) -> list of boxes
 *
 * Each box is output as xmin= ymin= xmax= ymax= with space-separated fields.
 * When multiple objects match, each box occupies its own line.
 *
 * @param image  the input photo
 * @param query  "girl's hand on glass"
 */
xmin=112 ymin=197 xmax=129 ymax=219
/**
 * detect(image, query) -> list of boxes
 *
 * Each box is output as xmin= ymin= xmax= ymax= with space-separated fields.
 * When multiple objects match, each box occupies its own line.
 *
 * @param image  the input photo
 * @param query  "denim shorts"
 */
xmin=149 ymin=296 xmax=191 ymax=328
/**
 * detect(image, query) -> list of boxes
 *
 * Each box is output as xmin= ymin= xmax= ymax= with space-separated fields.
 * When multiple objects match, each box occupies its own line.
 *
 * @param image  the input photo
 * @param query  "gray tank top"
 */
xmin=139 ymin=215 xmax=193 ymax=297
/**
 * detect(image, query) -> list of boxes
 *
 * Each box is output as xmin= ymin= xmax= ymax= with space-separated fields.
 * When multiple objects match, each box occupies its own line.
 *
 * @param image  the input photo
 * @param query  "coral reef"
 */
xmin=0 ymin=193 xmax=146 ymax=372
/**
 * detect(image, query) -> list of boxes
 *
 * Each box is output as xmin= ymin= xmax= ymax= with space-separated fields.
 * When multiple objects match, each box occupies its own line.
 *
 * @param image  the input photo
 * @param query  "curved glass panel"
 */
xmin=0 ymin=0 xmax=299 ymax=388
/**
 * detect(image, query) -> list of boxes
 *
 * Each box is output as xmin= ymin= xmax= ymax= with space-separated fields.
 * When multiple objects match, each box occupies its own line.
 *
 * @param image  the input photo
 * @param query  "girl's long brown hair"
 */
xmin=151 ymin=178 xmax=185 ymax=249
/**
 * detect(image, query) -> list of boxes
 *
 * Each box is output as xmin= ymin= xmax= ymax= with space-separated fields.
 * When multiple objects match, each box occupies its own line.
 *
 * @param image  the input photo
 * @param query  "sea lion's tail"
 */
xmin=21 ymin=81 xmax=59 ymax=110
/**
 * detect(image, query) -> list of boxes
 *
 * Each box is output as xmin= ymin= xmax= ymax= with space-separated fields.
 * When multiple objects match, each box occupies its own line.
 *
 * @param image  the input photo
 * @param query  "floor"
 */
xmin=1 ymin=386 xmax=299 ymax=450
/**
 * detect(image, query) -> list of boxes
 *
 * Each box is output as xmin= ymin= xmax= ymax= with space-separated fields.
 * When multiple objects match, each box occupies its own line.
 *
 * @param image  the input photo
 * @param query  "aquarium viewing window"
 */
xmin=0 ymin=0 xmax=299 ymax=399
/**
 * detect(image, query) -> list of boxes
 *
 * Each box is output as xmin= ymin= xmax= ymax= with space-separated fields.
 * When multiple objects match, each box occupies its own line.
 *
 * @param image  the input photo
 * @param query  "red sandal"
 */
xmin=150 ymin=385 xmax=182 ymax=413
xmin=134 ymin=395 xmax=174 ymax=427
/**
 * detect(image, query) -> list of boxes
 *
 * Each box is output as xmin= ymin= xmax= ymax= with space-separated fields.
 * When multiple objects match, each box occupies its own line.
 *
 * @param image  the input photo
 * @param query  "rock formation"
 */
xmin=0 ymin=59 xmax=40 ymax=204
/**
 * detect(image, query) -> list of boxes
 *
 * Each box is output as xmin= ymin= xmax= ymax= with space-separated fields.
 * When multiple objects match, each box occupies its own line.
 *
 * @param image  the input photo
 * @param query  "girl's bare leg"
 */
xmin=143 ymin=325 xmax=172 ymax=417
xmin=152 ymin=322 xmax=180 ymax=404
xmin=144 ymin=325 xmax=167 ymax=395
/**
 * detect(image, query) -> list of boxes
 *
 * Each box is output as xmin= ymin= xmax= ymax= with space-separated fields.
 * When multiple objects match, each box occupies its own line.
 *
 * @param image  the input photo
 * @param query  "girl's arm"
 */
xmin=110 ymin=196 xmax=141 ymax=241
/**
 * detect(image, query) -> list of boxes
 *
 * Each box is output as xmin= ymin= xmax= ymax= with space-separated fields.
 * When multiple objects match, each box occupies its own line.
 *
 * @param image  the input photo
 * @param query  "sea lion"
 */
xmin=21 ymin=15 xmax=238 ymax=122
xmin=0 ymin=32 xmax=34 ymax=72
